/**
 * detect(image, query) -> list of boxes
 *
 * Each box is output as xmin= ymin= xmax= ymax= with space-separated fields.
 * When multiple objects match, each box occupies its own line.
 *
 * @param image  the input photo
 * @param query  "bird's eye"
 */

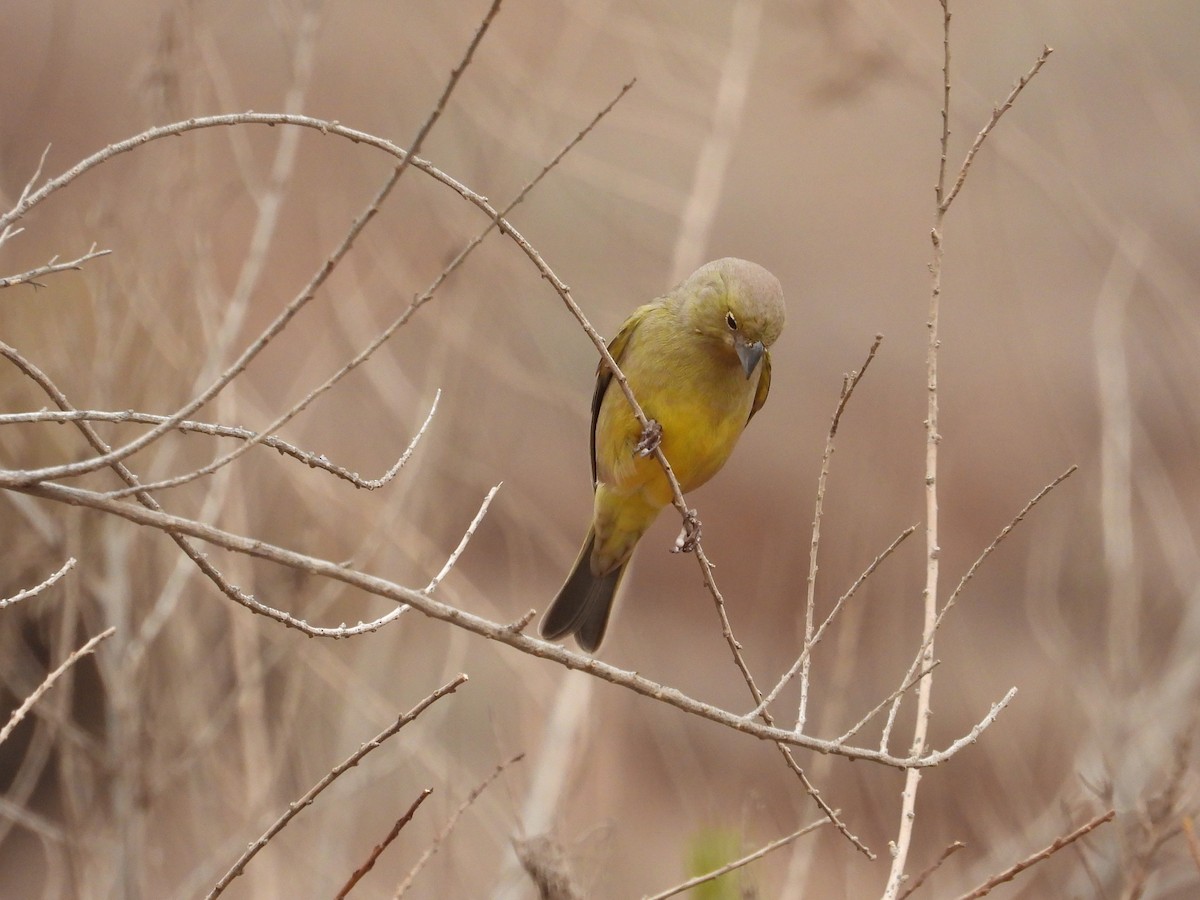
xmin=725 ymin=311 xmax=738 ymax=331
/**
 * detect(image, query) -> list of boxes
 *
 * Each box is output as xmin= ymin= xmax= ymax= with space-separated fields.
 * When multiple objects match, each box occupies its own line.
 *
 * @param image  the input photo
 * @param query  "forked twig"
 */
xmin=834 ymin=660 xmax=940 ymax=747
xmin=0 ymin=245 xmax=112 ymax=290
xmin=0 ymin=144 xmax=50 ymax=251
xmin=940 ymin=46 xmax=1054 ymax=214
xmin=883 ymin=10 xmax=1054 ymax=891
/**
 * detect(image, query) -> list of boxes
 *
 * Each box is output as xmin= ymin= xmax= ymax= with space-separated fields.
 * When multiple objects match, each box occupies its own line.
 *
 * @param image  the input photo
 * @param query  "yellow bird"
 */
xmin=541 ymin=258 xmax=785 ymax=652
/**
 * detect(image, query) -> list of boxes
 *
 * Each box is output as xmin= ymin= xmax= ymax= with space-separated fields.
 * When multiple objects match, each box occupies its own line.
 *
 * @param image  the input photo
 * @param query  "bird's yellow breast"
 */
xmin=594 ymin=311 xmax=759 ymax=508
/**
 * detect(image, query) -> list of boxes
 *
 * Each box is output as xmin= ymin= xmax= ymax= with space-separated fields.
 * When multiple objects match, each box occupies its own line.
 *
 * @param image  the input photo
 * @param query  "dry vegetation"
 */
xmin=3 ymin=1 xmax=1200 ymax=897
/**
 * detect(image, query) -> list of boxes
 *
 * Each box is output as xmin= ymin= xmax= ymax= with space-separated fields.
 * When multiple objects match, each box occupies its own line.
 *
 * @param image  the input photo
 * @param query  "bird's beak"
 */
xmin=734 ymin=334 xmax=764 ymax=378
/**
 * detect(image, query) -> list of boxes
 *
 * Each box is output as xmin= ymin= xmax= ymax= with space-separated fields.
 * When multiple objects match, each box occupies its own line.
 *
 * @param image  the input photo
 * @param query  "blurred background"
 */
xmin=3 ymin=0 xmax=1199 ymax=896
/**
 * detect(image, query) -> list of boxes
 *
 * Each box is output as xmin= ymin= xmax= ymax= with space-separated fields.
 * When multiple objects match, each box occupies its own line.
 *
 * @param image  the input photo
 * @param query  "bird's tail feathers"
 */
xmin=541 ymin=529 xmax=627 ymax=653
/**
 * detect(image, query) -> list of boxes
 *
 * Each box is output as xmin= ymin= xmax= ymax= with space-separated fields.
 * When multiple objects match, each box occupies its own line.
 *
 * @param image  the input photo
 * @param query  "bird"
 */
xmin=540 ymin=257 xmax=785 ymax=652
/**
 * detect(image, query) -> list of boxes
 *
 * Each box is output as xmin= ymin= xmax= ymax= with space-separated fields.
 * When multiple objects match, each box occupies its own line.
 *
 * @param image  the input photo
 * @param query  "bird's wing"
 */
xmin=747 ymin=350 xmax=772 ymax=424
xmin=589 ymin=308 xmax=644 ymax=486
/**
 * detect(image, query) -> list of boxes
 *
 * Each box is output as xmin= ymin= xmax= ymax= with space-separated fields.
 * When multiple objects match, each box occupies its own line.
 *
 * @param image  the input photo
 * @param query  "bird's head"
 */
xmin=677 ymin=257 xmax=786 ymax=378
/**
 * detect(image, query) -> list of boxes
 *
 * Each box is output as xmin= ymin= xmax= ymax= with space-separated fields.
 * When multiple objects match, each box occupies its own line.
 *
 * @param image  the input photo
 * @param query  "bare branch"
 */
xmin=0 ymin=245 xmax=112 ymax=290
xmin=0 ymin=557 xmax=76 ymax=609
xmin=898 ymin=841 xmax=966 ymax=899
xmin=334 ymin=789 xmax=433 ymax=900
xmin=206 ymin=675 xmax=468 ymax=899
xmin=0 ymin=392 xmax=440 ymax=492
xmin=0 ymin=627 xmax=115 ymax=746
xmin=953 ymin=809 xmax=1115 ymax=900
xmin=918 ymin=687 xmax=1017 ymax=766
xmin=939 ymin=465 xmax=1077 ymax=618
xmin=883 ymin=21 xmax=1058 ymax=886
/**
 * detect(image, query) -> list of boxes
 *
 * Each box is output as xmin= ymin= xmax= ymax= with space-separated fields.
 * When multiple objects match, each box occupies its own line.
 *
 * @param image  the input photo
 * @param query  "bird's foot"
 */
xmin=635 ymin=419 xmax=663 ymax=457
xmin=671 ymin=510 xmax=702 ymax=554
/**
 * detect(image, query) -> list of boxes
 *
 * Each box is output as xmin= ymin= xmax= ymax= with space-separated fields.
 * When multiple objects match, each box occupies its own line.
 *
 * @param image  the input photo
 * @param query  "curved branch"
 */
xmin=11 ymin=477 xmax=1010 ymax=770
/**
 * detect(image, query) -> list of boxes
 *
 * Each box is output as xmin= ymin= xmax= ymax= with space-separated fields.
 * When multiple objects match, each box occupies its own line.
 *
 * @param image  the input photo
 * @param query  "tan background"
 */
xmin=2 ymin=0 xmax=1198 ymax=896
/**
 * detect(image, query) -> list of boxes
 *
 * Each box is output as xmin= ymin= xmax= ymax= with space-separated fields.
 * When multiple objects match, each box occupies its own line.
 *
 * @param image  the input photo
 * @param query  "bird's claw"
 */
xmin=671 ymin=510 xmax=702 ymax=554
xmin=635 ymin=419 xmax=663 ymax=457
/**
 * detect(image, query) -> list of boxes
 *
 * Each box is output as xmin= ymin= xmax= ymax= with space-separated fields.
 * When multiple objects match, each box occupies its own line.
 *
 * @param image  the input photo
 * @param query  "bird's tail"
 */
xmin=540 ymin=528 xmax=628 ymax=653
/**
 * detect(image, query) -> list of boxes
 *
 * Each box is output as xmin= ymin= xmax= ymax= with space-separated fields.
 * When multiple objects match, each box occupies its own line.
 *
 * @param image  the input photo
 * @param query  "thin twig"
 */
xmin=642 ymin=815 xmax=829 ymax=900
xmin=939 ymin=465 xmax=1077 ymax=618
xmin=0 ymin=628 xmax=115 ymax=746
xmin=393 ymin=752 xmax=525 ymax=898
xmin=798 ymin=335 xmax=883 ymax=731
xmin=0 ymin=393 xmax=439 ymax=492
xmin=881 ymin=466 xmax=1076 ymax=750
xmin=952 ymin=809 xmax=1115 ymax=900
xmin=919 ymin=687 xmax=1017 ymax=765
xmin=834 ymin=660 xmax=940 ymax=747
xmin=0 ymin=245 xmax=112 ymax=290
xmin=206 ymin=675 xmax=467 ymax=899
xmin=334 ymin=789 xmax=433 ymax=900
xmin=424 ymin=484 xmax=502 ymax=592
xmin=0 ymin=144 xmax=50 ymax=251
xmin=748 ymin=522 xmax=912 ymax=721
xmin=898 ymin=841 xmax=966 ymax=899
xmin=698 ymin=557 xmax=873 ymax=854
xmin=0 ymin=557 xmax=76 ymax=609
xmin=940 ymin=46 xmax=1054 ymax=214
